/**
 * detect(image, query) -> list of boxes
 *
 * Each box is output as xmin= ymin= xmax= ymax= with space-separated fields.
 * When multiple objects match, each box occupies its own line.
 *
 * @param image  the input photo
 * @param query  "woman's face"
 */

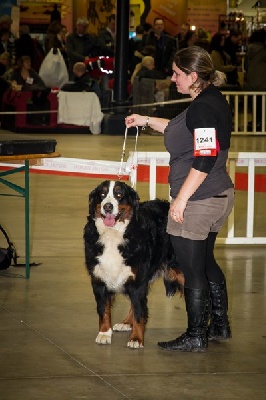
xmin=171 ymin=62 xmax=193 ymax=95
xmin=22 ymin=58 xmax=31 ymax=69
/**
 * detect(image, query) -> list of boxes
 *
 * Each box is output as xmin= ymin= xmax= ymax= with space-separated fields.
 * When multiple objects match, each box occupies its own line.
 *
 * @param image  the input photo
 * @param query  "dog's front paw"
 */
xmin=127 ymin=340 xmax=144 ymax=349
xmin=95 ymin=328 xmax=112 ymax=345
xmin=113 ymin=323 xmax=132 ymax=332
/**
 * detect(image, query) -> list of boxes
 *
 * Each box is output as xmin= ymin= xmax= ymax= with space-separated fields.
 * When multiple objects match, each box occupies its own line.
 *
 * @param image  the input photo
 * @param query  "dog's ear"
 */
xmin=88 ymin=188 xmax=97 ymax=217
xmin=126 ymin=185 xmax=140 ymax=212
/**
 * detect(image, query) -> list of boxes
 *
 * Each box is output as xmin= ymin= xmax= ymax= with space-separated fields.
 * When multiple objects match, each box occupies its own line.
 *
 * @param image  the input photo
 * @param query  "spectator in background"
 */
xmin=15 ymin=24 xmax=45 ymax=72
xmin=0 ymin=15 xmax=16 ymax=64
xmin=209 ymin=33 xmax=239 ymax=87
xmin=9 ymin=55 xmax=51 ymax=125
xmin=130 ymin=55 xmax=166 ymax=84
xmin=60 ymin=61 xmax=101 ymax=99
xmin=66 ymin=17 xmax=102 ymax=79
xmin=142 ymin=17 xmax=176 ymax=76
xmin=50 ymin=3 xmax=61 ymax=23
xmin=224 ymin=30 xmax=242 ymax=66
xmin=175 ymin=22 xmax=190 ymax=49
xmin=0 ymin=75 xmax=10 ymax=118
xmin=15 ymin=25 xmax=34 ymax=62
xmin=130 ymin=55 xmax=171 ymax=118
xmin=244 ymin=29 xmax=266 ymax=129
xmin=179 ymin=30 xmax=197 ymax=49
xmin=128 ymin=24 xmax=150 ymax=76
xmin=0 ymin=28 xmax=10 ymax=54
xmin=0 ymin=51 xmax=12 ymax=78
xmin=195 ymin=28 xmax=210 ymax=52
xmin=9 ymin=55 xmax=47 ymax=92
xmin=177 ymin=22 xmax=190 ymax=42
xmin=141 ymin=22 xmax=153 ymax=46
xmin=98 ymin=14 xmax=116 ymax=57
xmin=45 ymin=21 xmax=68 ymax=68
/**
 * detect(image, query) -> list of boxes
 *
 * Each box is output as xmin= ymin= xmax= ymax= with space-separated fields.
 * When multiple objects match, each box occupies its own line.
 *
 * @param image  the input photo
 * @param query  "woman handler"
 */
xmin=125 ymin=46 xmax=234 ymax=352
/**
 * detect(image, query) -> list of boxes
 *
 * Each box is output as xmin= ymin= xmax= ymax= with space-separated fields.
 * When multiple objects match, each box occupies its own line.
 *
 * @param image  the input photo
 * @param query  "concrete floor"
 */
xmin=0 ymin=130 xmax=266 ymax=399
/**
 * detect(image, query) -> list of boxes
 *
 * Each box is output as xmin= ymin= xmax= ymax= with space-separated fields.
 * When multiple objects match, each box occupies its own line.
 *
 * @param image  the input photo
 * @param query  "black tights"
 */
xmin=170 ymin=232 xmax=225 ymax=290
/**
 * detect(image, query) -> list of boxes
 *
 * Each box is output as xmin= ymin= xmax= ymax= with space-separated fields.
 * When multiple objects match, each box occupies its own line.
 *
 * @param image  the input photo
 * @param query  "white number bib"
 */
xmin=194 ymin=128 xmax=217 ymax=156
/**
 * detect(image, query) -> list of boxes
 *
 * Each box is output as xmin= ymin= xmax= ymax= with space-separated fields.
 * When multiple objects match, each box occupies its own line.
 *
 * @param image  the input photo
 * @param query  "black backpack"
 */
xmin=0 ymin=224 xmax=18 ymax=270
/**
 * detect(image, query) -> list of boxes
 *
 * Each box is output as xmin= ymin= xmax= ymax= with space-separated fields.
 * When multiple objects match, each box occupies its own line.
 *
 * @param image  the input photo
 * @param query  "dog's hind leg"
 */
xmin=113 ymin=307 xmax=133 ymax=332
xmin=95 ymin=299 xmax=113 ymax=345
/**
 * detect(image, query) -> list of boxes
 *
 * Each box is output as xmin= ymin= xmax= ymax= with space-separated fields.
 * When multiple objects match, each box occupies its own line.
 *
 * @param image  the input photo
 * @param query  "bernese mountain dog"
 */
xmin=84 ymin=180 xmax=184 ymax=349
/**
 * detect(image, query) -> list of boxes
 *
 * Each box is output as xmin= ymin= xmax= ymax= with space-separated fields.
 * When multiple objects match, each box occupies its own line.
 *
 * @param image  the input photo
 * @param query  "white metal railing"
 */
xmin=129 ymin=151 xmax=266 ymax=245
xmin=223 ymin=91 xmax=266 ymax=135
xmin=137 ymin=91 xmax=266 ymax=136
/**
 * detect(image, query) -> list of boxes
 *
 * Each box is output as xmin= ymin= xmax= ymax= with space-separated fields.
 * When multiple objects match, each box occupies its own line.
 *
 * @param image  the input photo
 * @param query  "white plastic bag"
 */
xmin=39 ymin=48 xmax=69 ymax=88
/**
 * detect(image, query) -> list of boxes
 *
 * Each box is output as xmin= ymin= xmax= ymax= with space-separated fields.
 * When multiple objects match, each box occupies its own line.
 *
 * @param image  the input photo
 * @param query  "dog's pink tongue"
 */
xmin=103 ymin=214 xmax=116 ymax=227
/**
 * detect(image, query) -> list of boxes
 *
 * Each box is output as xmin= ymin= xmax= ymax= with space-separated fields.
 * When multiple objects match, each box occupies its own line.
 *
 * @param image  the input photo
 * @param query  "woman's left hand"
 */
xmin=170 ymin=197 xmax=187 ymax=224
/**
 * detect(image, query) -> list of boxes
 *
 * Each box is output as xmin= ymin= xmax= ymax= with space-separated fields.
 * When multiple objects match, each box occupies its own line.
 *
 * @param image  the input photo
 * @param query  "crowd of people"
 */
xmin=0 ymin=12 xmax=266 ymax=109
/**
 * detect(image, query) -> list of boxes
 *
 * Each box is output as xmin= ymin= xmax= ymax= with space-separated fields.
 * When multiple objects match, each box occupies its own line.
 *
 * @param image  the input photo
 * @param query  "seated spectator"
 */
xmin=60 ymin=61 xmax=101 ymax=99
xmin=131 ymin=56 xmax=171 ymax=104
xmin=129 ymin=43 xmax=155 ymax=80
xmin=210 ymin=33 xmax=239 ymax=87
xmin=0 ymin=76 xmax=10 ymax=112
xmin=131 ymin=55 xmax=166 ymax=84
xmin=6 ymin=56 xmax=51 ymax=125
xmin=9 ymin=55 xmax=48 ymax=92
xmin=0 ymin=51 xmax=12 ymax=77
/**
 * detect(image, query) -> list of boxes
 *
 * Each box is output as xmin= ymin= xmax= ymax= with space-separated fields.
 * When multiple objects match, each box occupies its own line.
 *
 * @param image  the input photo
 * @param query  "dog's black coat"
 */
xmin=84 ymin=180 xmax=182 ymax=347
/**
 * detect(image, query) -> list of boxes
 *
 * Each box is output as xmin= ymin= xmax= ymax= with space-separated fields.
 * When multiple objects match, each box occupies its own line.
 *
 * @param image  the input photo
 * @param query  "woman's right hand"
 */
xmin=125 ymin=114 xmax=147 ymax=128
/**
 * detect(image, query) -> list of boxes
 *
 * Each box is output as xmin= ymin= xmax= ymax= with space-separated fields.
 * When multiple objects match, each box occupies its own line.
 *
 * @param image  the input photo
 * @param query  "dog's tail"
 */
xmin=163 ymin=267 xmax=184 ymax=297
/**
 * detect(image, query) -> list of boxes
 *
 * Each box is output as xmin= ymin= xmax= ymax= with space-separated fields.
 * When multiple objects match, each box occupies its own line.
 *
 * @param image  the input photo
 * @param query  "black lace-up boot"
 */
xmin=208 ymin=280 xmax=231 ymax=341
xmin=158 ymin=287 xmax=210 ymax=352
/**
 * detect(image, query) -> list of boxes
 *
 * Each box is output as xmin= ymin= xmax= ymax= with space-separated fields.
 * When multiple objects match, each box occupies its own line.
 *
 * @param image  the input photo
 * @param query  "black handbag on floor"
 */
xmin=0 ymin=224 xmax=17 ymax=270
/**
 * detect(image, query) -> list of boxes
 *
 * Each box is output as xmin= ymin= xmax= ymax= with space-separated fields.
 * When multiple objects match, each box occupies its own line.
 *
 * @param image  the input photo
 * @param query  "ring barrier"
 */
xmin=0 ymin=91 xmax=265 ymax=135
xmin=128 ymin=151 xmax=266 ymax=245
xmin=130 ymin=91 xmax=266 ymax=136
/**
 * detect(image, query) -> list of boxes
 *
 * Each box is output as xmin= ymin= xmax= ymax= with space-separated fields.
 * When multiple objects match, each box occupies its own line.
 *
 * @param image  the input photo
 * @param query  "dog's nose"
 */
xmin=103 ymin=202 xmax=113 ymax=213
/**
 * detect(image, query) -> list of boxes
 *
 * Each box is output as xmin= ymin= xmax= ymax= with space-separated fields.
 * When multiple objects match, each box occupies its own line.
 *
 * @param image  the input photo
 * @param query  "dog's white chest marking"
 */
xmin=94 ymin=219 xmax=134 ymax=292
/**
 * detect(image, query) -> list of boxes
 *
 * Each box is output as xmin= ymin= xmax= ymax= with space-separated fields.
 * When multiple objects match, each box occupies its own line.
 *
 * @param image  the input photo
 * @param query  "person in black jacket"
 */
xmin=15 ymin=25 xmax=34 ymax=62
xmin=98 ymin=14 xmax=116 ymax=57
xmin=60 ymin=61 xmax=101 ymax=99
xmin=66 ymin=17 xmax=103 ymax=79
xmin=141 ymin=17 xmax=176 ymax=76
